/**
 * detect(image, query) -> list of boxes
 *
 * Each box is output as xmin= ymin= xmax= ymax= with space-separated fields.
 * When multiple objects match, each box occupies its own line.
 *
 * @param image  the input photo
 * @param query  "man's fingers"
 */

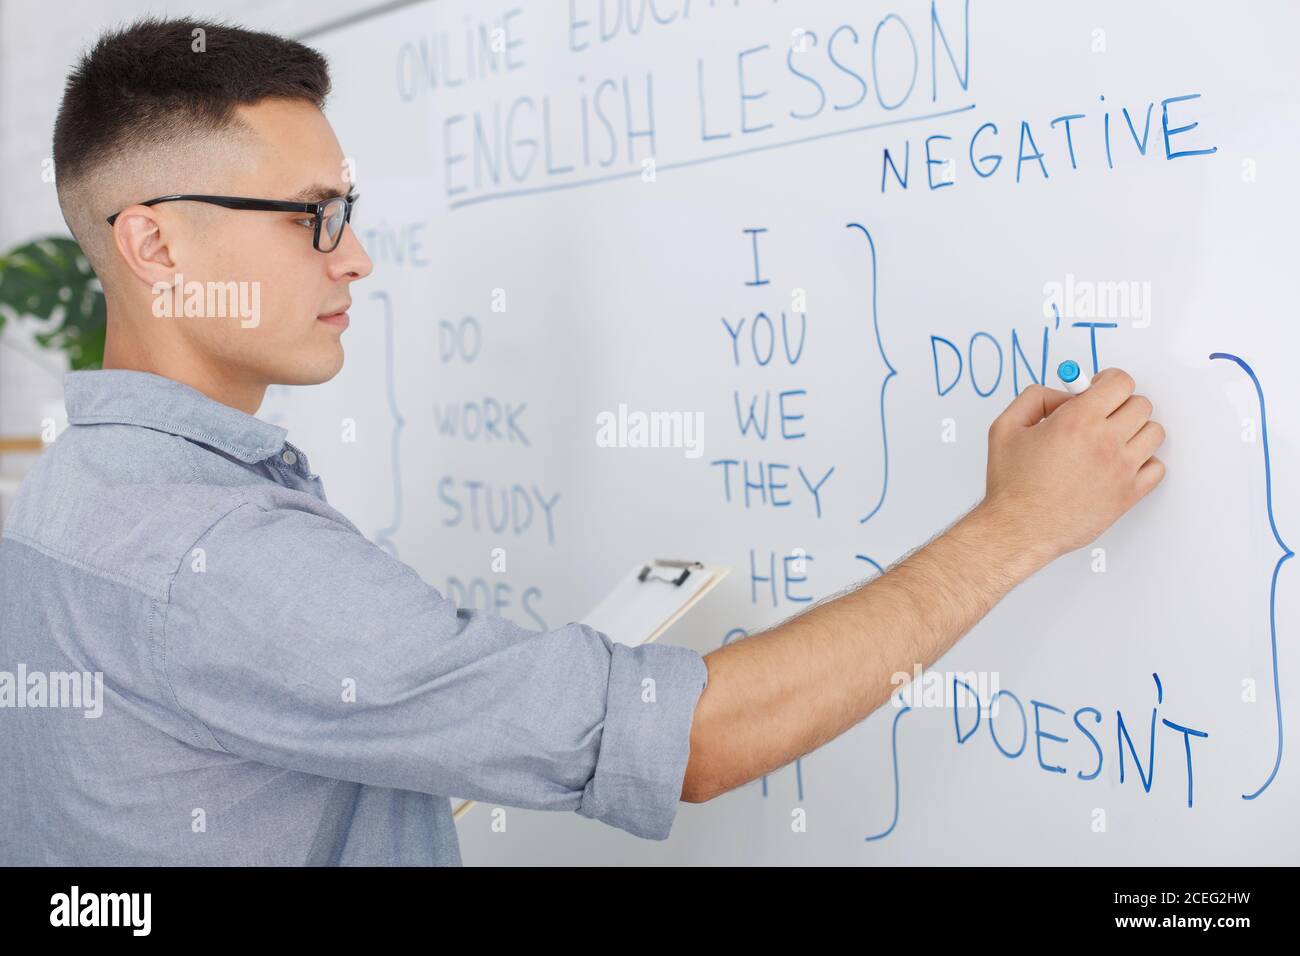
xmin=995 ymin=383 xmax=1073 ymax=431
xmin=1040 ymin=386 xmax=1073 ymax=420
xmin=1109 ymin=394 xmax=1153 ymax=440
xmin=1134 ymin=455 xmax=1166 ymax=497
xmin=1128 ymin=419 xmax=1166 ymax=463
xmin=1077 ymin=367 xmax=1136 ymax=416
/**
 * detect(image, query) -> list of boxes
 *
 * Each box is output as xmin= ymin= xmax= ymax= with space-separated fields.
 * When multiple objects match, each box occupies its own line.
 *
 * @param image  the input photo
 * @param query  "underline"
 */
xmin=446 ymin=102 xmax=977 ymax=211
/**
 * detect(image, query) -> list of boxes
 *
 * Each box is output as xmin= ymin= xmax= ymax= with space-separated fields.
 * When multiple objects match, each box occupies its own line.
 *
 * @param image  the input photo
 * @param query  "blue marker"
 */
xmin=1057 ymin=359 xmax=1091 ymax=395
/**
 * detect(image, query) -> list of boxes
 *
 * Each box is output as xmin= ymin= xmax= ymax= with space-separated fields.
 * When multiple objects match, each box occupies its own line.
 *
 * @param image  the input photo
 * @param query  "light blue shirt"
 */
xmin=0 ymin=369 xmax=708 ymax=865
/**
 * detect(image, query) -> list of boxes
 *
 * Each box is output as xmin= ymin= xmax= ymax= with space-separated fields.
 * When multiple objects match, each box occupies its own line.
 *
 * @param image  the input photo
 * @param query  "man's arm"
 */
xmin=682 ymin=369 xmax=1166 ymax=803
xmin=162 ymin=492 xmax=707 ymax=840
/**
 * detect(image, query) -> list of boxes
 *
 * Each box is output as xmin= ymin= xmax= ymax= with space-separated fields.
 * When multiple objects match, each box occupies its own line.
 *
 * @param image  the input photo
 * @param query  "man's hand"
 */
xmin=981 ymin=368 xmax=1166 ymax=569
xmin=682 ymin=367 xmax=1166 ymax=804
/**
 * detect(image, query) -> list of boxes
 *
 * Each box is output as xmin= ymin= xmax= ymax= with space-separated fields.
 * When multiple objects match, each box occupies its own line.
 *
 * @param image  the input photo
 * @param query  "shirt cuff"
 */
xmin=574 ymin=625 xmax=709 ymax=840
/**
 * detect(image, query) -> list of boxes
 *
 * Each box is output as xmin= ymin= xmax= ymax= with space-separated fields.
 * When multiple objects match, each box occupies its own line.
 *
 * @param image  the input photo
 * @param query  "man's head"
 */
xmin=53 ymin=17 xmax=372 ymax=407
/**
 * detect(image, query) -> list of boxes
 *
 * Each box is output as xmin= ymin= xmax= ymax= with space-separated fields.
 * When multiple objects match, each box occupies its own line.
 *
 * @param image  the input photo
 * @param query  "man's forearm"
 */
xmin=681 ymin=501 xmax=1051 ymax=803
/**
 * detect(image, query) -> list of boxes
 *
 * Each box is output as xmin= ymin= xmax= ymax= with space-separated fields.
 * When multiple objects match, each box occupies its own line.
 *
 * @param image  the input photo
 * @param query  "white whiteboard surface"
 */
xmin=261 ymin=0 xmax=1300 ymax=864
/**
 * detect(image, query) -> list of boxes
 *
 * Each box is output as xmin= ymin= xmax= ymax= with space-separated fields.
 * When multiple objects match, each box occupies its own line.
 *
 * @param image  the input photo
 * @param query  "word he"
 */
xmin=748 ymin=548 xmax=814 ymax=607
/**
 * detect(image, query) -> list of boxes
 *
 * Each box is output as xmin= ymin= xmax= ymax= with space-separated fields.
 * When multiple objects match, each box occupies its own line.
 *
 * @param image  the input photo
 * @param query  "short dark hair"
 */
xmin=53 ymin=17 xmax=331 ymax=188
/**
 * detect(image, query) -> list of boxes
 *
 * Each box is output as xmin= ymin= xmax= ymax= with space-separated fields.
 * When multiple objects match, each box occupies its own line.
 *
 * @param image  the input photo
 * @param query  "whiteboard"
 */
xmin=261 ymin=0 xmax=1300 ymax=864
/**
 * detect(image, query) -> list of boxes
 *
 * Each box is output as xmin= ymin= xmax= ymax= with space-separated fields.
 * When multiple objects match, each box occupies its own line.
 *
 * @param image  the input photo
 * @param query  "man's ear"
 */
xmin=110 ymin=207 xmax=178 ymax=288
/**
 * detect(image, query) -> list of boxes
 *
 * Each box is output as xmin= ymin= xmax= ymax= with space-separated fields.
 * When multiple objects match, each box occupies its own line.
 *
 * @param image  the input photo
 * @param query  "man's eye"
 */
xmin=293 ymin=217 xmax=316 ymax=229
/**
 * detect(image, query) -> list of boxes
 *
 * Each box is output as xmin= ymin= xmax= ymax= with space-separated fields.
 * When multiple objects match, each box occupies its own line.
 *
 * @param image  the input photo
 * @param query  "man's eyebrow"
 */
xmin=289 ymin=184 xmax=353 ymax=202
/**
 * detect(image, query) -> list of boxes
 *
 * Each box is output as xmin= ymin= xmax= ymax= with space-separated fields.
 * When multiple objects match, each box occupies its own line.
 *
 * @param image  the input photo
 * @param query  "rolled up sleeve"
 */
xmin=160 ymin=500 xmax=708 ymax=841
xmin=574 ymin=626 xmax=708 ymax=838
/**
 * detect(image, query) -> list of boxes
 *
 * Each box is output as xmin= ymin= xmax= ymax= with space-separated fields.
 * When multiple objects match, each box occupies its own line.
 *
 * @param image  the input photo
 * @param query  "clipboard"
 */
xmin=452 ymin=558 xmax=729 ymax=821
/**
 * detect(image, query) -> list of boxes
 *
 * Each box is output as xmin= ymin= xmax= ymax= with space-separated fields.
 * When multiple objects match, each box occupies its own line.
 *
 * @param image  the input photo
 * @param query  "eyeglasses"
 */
xmin=106 ymin=191 xmax=359 ymax=253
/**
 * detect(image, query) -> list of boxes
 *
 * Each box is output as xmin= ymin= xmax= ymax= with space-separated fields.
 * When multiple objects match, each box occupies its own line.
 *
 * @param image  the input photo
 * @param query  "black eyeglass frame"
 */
xmin=105 ymin=191 xmax=359 ymax=252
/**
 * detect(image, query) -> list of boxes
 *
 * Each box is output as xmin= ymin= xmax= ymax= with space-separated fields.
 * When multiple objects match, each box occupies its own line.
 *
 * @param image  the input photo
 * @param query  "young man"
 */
xmin=0 ymin=18 xmax=1164 ymax=865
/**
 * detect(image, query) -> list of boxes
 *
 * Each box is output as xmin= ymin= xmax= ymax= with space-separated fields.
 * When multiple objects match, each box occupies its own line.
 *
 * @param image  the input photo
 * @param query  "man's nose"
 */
xmin=327 ymin=222 xmax=373 ymax=280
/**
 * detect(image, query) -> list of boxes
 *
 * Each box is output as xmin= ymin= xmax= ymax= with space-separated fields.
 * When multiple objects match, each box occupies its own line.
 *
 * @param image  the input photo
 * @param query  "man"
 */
xmin=0 ymin=18 xmax=1164 ymax=865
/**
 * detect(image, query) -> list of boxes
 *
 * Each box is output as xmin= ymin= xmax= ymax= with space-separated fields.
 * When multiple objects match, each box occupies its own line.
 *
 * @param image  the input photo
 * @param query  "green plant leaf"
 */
xmin=0 ymin=236 xmax=105 ymax=369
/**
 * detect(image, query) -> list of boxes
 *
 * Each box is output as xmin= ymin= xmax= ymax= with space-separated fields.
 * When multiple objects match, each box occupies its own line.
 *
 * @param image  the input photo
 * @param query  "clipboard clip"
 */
xmin=638 ymin=559 xmax=704 ymax=587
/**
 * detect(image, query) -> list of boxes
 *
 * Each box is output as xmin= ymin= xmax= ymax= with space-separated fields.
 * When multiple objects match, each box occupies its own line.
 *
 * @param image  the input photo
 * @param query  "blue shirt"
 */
xmin=0 ymin=369 xmax=708 ymax=865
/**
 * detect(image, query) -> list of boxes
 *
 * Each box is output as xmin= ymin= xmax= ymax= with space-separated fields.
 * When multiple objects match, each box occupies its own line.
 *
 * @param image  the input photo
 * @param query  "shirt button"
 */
xmin=281 ymin=450 xmax=298 ymax=466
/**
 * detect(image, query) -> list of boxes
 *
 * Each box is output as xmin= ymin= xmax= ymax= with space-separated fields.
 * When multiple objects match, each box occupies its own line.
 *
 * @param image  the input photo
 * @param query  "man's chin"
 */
xmin=273 ymin=348 xmax=345 ymax=386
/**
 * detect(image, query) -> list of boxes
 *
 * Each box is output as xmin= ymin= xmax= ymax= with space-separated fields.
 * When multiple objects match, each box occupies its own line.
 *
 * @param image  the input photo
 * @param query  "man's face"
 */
xmin=158 ymin=97 xmax=373 ymax=388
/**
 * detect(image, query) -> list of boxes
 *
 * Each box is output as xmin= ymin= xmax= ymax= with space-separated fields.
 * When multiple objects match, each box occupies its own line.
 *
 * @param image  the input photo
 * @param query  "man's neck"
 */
xmin=100 ymin=300 xmax=269 ymax=414
xmin=103 ymin=340 xmax=266 ymax=416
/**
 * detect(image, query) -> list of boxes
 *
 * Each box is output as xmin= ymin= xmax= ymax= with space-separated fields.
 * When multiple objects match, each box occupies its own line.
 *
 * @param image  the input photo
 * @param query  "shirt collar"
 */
xmin=63 ymin=369 xmax=289 ymax=464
